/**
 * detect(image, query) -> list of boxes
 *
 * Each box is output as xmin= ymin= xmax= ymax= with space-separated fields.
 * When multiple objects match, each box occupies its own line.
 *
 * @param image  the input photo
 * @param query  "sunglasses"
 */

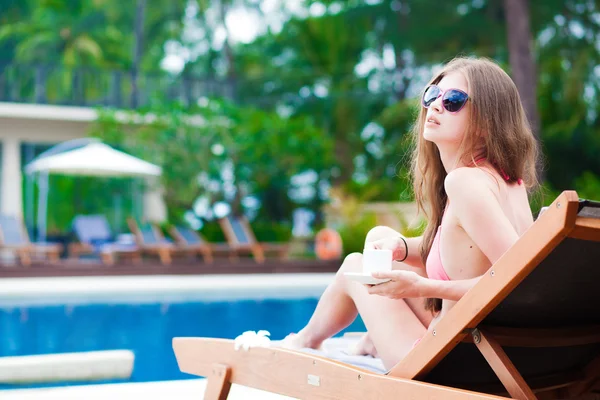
xmin=421 ymin=85 xmax=470 ymax=113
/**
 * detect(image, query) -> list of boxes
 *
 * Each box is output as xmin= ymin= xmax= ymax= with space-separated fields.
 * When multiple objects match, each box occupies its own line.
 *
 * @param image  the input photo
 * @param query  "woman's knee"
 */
xmin=336 ymin=252 xmax=363 ymax=275
xmin=365 ymin=226 xmax=400 ymax=245
xmin=334 ymin=252 xmax=365 ymax=291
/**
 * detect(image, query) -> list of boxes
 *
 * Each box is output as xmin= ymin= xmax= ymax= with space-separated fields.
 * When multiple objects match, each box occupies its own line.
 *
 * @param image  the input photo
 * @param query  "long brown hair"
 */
xmin=409 ymin=56 xmax=540 ymax=313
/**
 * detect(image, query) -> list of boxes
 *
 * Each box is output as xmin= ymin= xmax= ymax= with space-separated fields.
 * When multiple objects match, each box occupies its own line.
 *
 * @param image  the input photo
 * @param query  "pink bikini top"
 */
xmin=425 ymin=158 xmax=522 ymax=281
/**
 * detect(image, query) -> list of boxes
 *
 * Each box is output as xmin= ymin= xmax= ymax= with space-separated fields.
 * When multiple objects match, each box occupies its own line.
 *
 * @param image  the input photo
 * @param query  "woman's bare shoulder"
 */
xmin=444 ymin=166 xmax=501 ymax=202
xmin=444 ymin=167 xmax=522 ymax=264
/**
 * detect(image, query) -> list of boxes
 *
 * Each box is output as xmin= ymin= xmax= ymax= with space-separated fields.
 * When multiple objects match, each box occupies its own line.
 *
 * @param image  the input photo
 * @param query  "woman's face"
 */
xmin=422 ymin=71 xmax=470 ymax=146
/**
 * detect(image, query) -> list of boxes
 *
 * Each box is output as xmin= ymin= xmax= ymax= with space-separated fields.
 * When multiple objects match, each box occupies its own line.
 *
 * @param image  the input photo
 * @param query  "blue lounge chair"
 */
xmin=0 ymin=214 xmax=63 ymax=265
xmin=169 ymin=225 xmax=234 ymax=263
xmin=70 ymin=214 xmax=140 ymax=265
xmin=127 ymin=217 xmax=177 ymax=265
xmin=218 ymin=214 xmax=290 ymax=263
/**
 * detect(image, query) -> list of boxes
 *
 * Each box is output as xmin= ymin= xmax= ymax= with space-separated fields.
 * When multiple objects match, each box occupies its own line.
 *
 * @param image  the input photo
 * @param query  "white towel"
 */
xmin=271 ymin=336 xmax=387 ymax=375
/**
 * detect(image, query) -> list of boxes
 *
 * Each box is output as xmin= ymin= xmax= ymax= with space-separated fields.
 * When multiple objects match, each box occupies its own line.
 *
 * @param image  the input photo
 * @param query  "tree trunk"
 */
xmin=219 ymin=0 xmax=237 ymax=100
xmin=131 ymin=0 xmax=146 ymax=108
xmin=503 ymin=0 xmax=543 ymax=180
xmin=393 ymin=0 xmax=410 ymax=101
xmin=332 ymin=136 xmax=354 ymax=185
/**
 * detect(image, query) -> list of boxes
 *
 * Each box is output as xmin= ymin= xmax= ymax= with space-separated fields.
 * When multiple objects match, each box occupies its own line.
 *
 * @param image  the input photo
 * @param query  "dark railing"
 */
xmin=0 ymin=63 xmax=236 ymax=109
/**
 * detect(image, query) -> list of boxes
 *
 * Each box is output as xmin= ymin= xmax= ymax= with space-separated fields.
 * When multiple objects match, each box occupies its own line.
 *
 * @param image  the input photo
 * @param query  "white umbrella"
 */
xmin=24 ymin=140 xmax=162 ymax=242
xmin=25 ymin=142 xmax=161 ymax=177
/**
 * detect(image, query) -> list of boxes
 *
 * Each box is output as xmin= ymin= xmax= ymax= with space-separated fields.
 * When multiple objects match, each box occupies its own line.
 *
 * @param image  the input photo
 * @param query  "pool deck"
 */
xmin=0 ymin=272 xmax=335 ymax=306
xmin=2 ymin=379 xmax=296 ymax=399
xmin=0 ymin=258 xmax=340 ymax=279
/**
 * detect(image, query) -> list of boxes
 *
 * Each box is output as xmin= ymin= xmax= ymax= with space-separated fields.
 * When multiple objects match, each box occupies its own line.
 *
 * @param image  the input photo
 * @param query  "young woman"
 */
xmin=280 ymin=56 xmax=540 ymax=370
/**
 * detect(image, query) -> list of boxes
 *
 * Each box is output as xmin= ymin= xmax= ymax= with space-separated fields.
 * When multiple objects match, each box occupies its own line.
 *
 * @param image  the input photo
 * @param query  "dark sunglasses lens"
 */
xmin=422 ymin=86 xmax=441 ymax=107
xmin=443 ymin=90 xmax=468 ymax=112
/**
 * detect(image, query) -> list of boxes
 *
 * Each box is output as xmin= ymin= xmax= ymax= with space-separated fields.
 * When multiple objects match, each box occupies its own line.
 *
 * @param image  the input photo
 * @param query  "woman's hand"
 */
xmin=365 ymin=270 xmax=425 ymax=299
xmin=364 ymin=235 xmax=407 ymax=261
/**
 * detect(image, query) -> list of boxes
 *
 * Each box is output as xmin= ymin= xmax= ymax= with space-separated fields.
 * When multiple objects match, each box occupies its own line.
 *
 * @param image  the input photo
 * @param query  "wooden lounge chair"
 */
xmin=172 ymin=190 xmax=600 ymax=400
xmin=218 ymin=214 xmax=290 ymax=263
xmin=169 ymin=225 xmax=234 ymax=263
xmin=127 ymin=218 xmax=178 ymax=265
xmin=69 ymin=214 xmax=141 ymax=265
xmin=0 ymin=214 xmax=63 ymax=266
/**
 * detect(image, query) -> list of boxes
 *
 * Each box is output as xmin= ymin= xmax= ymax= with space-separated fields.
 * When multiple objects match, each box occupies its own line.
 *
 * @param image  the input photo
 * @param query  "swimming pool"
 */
xmin=0 ymin=274 xmax=366 ymax=390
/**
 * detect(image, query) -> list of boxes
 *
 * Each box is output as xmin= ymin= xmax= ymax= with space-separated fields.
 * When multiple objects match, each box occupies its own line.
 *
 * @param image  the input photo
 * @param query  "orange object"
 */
xmin=315 ymin=228 xmax=343 ymax=260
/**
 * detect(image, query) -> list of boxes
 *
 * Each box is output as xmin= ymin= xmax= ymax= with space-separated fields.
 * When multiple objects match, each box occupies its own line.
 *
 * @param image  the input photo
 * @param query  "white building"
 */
xmin=0 ymin=102 xmax=165 ymax=238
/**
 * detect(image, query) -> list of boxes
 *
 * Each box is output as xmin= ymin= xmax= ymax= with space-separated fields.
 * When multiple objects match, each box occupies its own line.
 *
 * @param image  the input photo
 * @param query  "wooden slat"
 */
xmin=452 ymin=370 xmax=583 ymax=397
xmin=173 ymin=337 xmax=507 ymax=400
xmin=204 ymin=364 xmax=232 ymax=400
xmin=218 ymin=218 xmax=240 ymax=246
xmin=460 ymin=326 xmax=600 ymax=348
xmin=473 ymin=329 xmax=537 ymax=400
xmin=570 ymin=217 xmax=600 ymax=242
xmin=567 ymin=354 xmax=600 ymax=397
xmin=389 ymin=191 xmax=582 ymax=380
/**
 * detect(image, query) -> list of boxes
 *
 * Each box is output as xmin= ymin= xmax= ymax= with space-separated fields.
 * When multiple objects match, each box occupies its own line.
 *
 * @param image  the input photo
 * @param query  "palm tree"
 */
xmin=0 ymin=1 xmax=125 ymax=67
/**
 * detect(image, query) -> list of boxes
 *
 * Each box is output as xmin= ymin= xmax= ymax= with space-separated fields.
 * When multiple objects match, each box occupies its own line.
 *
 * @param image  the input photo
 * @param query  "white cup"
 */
xmin=362 ymin=249 xmax=393 ymax=274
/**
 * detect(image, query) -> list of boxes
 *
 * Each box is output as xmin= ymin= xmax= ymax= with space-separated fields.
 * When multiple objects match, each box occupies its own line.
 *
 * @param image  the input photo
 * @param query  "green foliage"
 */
xmin=249 ymin=220 xmax=293 ymax=243
xmin=338 ymin=212 xmax=378 ymax=258
xmin=197 ymin=220 xmax=226 ymax=243
xmin=89 ymin=98 xmax=335 ymax=227
xmin=4 ymin=0 xmax=600 ymax=234
xmin=197 ymin=219 xmax=291 ymax=245
xmin=402 ymin=219 xmax=427 ymax=238
xmin=0 ymin=0 xmax=187 ymax=68
xmin=574 ymin=172 xmax=600 ymax=201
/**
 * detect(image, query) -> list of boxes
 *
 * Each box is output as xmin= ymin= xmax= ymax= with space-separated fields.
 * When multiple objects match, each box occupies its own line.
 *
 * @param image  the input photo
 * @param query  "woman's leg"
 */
xmin=364 ymin=226 xmax=433 ymax=327
xmin=281 ymin=252 xmax=430 ymax=369
xmin=280 ymin=253 xmax=362 ymax=349
xmin=343 ymin=254 xmax=429 ymax=368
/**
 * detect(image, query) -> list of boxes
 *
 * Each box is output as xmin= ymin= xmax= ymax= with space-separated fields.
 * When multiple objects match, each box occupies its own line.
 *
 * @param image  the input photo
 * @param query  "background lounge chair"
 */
xmin=218 ymin=214 xmax=290 ymax=263
xmin=173 ymin=190 xmax=600 ymax=400
xmin=70 ymin=214 xmax=141 ymax=265
xmin=0 ymin=214 xmax=63 ymax=266
xmin=169 ymin=225 xmax=234 ymax=263
xmin=127 ymin=217 xmax=178 ymax=265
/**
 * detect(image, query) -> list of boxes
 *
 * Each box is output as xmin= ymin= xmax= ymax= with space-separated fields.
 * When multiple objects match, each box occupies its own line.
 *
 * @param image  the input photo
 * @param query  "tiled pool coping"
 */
xmin=0 ymin=273 xmax=335 ymax=306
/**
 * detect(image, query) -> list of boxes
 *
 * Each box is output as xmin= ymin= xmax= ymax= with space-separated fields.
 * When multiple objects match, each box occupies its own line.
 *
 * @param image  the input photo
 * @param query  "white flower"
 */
xmin=234 ymin=330 xmax=271 ymax=351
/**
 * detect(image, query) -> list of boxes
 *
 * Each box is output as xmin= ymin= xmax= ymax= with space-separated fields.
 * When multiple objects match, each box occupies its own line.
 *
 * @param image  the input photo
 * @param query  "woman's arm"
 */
xmin=365 ymin=231 xmax=424 ymax=269
xmin=399 ymin=236 xmax=425 ymax=269
xmin=368 ymin=168 xmax=526 ymax=301
xmin=418 ymin=275 xmax=482 ymax=301
xmin=402 ymin=169 xmax=522 ymax=300
xmin=368 ymin=270 xmax=482 ymax=300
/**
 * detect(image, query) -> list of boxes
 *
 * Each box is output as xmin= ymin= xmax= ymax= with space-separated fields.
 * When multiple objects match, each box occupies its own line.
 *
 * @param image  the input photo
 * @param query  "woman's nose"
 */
xmin=430 ymin=95 xmax=443 ymax=113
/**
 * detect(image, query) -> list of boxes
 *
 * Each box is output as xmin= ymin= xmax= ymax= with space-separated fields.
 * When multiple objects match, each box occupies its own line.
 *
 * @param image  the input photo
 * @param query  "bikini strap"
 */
xmin=470 ymin=157 xmax=522 ymax=184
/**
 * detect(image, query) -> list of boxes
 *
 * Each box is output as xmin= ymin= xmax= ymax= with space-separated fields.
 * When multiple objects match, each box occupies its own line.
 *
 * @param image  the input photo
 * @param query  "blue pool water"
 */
xmin=0 ymin=297 xmax=366 ymax=390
